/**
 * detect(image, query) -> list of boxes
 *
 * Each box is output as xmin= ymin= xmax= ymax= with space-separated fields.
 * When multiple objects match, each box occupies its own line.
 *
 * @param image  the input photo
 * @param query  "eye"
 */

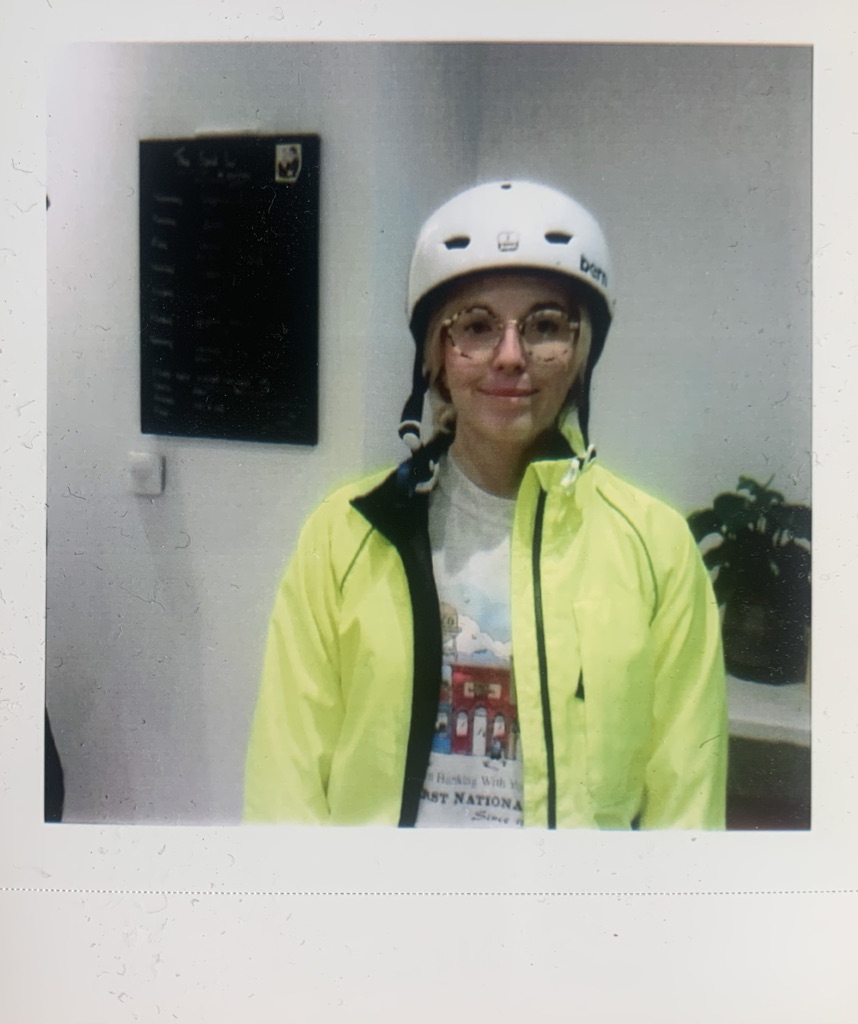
xmin=456 ymin=308 xmax=495 ymax=337
xmin=524 ymin=309 xmax=567 ymax=340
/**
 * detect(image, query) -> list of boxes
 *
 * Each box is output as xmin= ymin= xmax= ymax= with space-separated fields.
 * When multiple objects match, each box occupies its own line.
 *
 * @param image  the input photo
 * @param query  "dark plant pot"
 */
xmin=722 ymin=598 xmax=808 ymax=684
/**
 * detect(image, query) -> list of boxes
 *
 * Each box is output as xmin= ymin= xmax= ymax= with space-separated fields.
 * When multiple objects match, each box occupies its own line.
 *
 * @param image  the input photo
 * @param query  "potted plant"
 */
xmin=688 ymin=476 xmax=811 ymax=684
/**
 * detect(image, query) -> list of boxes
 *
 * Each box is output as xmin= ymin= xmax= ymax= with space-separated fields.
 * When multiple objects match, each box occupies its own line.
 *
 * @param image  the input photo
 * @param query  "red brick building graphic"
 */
xmin=433 ymin=601 xmax=518 ymax=760
xmin=449 ymin=662 xmax=518 ymax=760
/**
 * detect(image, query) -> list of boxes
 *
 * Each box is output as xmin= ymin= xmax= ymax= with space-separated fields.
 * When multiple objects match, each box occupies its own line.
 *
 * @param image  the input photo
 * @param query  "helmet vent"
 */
xmin=545 ymin=231 xmax=573 ymax=245
xmin=443 ymin=235 xmax=471 ymax=250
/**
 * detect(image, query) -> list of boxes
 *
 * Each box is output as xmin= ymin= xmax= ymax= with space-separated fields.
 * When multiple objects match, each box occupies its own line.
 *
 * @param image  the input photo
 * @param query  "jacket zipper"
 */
xmin=532 ymin=487 xmax=557 ymax=829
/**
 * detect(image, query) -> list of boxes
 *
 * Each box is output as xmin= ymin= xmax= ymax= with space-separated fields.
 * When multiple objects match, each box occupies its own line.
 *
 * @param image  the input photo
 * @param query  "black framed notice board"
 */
xmin=139 ymin=134 xmax=320 ymax=444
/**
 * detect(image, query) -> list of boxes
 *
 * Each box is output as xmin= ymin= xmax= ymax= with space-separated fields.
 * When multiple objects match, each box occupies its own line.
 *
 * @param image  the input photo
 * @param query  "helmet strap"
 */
xmin=394 ymin=429 xmax=454 ymax=497
xmin=577 ymin=366 xmax=594 ymax=450
xmin=398 ymin=346 xmax=429 ymax=451
xmin=558 ymin=403 xmax=588 ymax=456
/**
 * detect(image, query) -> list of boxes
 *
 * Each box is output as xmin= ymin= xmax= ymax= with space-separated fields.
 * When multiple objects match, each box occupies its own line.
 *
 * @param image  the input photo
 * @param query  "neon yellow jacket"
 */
xmin=245 ymin=442 xmax=727 ymax=828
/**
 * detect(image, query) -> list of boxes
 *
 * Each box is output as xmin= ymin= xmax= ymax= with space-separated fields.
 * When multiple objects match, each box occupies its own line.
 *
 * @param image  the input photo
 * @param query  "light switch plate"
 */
xmin=128 ymin=451 xmax=165 ymax=496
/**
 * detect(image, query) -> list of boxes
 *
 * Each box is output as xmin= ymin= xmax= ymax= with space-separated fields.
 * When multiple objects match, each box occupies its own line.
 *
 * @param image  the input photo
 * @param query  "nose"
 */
xmin=491 ymin=320 xmax=527 ymax=371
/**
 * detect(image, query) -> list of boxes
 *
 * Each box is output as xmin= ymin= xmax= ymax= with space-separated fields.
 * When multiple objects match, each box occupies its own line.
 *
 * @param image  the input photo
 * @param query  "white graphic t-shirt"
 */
xmin=415 ymin=453 xmax=523 ymax=828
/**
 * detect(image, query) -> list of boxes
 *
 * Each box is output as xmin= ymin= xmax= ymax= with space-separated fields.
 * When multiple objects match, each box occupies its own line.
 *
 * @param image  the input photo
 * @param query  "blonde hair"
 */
xmin=422 ymin=290 xmax=593 ymax=435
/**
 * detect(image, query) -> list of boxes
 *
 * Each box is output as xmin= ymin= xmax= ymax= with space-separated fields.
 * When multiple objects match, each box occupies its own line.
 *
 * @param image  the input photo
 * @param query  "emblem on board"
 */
xmin=497 ymin=231 xmax=519 ymax=252
xmin=275 ymin=143 xmax=302 ymax=184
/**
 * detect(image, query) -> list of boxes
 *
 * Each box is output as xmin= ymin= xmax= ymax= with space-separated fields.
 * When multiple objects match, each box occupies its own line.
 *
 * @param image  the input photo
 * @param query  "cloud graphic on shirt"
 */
xmin=442 ymin=543 xmax=510 ymax=621
xmin=454 ymin=612 xmax=511 ymax=663
xmin=449 ymin=543 xmax=508 ymax=593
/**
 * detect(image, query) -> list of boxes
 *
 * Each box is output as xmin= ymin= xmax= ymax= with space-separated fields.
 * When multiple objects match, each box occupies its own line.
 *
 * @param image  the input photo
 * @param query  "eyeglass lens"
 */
xmin=446 ymin=307 xmax=578 ymax=358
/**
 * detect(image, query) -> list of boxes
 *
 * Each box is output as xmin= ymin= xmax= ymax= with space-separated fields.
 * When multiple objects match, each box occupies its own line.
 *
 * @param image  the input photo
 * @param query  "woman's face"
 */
xmin=433 ymin=272 xmax=589 ymax=461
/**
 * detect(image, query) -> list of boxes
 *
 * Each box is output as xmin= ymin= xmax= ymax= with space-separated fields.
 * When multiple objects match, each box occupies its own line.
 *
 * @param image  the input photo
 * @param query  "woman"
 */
xmin=244 ymin=180 xmax=727 ymax=828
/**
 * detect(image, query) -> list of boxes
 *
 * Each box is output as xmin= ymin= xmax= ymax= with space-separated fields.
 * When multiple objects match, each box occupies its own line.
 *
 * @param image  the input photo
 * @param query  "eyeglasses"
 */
xmin=442 ymin=305 xmax=580 ymax=362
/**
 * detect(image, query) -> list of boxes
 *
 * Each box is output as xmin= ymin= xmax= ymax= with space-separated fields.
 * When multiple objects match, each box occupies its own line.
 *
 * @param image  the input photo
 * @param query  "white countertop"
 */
xmin=727 ymin=674 xmax=810 ymax=747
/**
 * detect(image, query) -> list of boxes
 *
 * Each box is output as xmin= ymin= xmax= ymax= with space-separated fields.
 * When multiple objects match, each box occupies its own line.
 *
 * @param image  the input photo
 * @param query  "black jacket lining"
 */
xmin=351 ymin=471 xmax=442 ymax=828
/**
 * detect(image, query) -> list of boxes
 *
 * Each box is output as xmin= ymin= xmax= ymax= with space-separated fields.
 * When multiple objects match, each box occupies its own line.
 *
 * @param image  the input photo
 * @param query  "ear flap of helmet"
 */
xmin=576 ymin=294 xmax=611 ymax=448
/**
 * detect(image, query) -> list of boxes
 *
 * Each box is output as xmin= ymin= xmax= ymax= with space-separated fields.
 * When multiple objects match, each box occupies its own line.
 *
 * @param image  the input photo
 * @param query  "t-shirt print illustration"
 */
xmin=417 ymin=469 xmax=523 ymax=827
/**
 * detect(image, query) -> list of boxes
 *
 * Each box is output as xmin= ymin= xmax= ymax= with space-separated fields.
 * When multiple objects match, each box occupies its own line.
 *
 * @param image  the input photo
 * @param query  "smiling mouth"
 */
xmin=480 ymin=388 xmax=537 ymax=398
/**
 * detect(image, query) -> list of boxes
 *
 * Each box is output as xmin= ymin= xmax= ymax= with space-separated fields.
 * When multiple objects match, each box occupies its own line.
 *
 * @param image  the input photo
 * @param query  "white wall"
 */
xmin=471 ymin=43 xmax=811 ymax=508
xmin=46 ymin=43 xmax=811 ymax=823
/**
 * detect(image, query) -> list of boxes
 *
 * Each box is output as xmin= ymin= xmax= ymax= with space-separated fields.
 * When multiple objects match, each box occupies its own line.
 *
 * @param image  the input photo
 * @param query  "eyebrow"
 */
xmin=456 ymin=301 xmax=572 ymax=316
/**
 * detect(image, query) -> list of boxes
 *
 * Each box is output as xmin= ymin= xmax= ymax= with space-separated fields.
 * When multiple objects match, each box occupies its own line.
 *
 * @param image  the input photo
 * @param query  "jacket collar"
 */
xmin=525 ymin=405 xmax=598 ymax=497
xmin=353 ymin=403 xmax=596 ymax=530
xmin=350 ymin=462 xmax=429 ymax=544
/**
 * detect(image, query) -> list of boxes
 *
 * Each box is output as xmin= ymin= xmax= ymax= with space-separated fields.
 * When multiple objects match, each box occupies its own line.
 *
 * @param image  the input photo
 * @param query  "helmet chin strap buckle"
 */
xmin=394 ymin=427 xmax=454 ymax=497
xmin=560 ymin=443 xmax=597 ymax=492
xmin=398 ymin=421 xmax=422 ymax=452
xmin=414 ymin=459 xmax=440 ymax=494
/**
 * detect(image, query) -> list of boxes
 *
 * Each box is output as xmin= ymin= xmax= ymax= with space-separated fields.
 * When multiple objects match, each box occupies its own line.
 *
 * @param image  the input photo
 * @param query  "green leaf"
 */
xmin=702 ymin=546 xmax=727 ymax=570
xmin=784 ymin=504 xmax=812 ymax=541
xmin=713 ymin=493 xmax=755 ymax=535
xmin=736 ymin=476 xmax=764 ymax=501
xmin=712 ymin=565 xmax=737 ymax=606
xmin=737 ymin=475 xmax=784 ymax=506
xmin=687 ymin=509 xmax=722 ymax=541
xmin=763 ymin=504 xmax=811 ymax=542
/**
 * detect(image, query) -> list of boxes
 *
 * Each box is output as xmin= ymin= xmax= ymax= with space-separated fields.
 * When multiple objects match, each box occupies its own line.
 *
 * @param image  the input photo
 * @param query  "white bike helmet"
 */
xmin=398 ymin=180 xmax=615 ymax=491
xmin=407 ymin=179 xmax=615 ymax=330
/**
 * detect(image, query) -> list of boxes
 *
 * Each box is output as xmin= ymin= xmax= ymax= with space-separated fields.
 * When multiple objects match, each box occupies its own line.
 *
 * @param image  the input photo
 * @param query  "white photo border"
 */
xmin=1 ymin=1 xmax=856 ymax=1020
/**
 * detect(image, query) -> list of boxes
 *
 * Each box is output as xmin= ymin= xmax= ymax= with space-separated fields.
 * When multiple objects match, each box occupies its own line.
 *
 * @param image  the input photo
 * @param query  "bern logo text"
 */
xmin=580 ymin=254 xmax=608 ymax=287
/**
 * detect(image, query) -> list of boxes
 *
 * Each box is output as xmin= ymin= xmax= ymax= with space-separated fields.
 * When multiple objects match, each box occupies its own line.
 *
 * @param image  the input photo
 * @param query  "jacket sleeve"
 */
xmin=639 ymin=518 xmax=728 ymax=829
xmin=243 ymin=503 xmax=345 ymax=824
